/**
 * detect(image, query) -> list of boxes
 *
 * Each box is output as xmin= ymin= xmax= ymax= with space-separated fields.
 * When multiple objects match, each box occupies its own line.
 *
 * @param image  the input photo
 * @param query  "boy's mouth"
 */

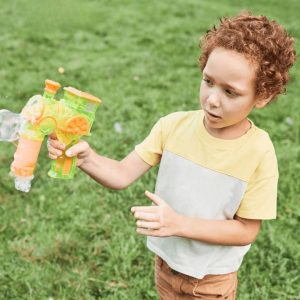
xmin=206 ymin=110 xmax=221 ymax=119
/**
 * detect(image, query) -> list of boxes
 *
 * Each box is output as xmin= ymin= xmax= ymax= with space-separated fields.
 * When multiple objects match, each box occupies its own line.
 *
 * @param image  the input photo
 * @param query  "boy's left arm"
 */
xmin=131 ymin=191 xmax=261 ymax=246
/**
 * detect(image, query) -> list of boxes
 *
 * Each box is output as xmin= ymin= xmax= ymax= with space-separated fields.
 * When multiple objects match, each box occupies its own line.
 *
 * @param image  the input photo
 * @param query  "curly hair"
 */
xmin=199 ymin=12 xmax=297 ymax=101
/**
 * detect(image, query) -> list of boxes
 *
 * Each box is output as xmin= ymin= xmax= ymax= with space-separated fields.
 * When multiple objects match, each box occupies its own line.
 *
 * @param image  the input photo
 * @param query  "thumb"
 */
xmin=145 ymin=190 xmax=163 ymax=206
xmin=65 ymin=141 xmax=89 ymax=157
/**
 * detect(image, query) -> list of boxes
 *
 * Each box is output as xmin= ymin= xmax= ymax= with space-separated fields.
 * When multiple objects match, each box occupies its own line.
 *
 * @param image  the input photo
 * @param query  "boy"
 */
xmin=48 ymin=12 xmax=296 ymax=299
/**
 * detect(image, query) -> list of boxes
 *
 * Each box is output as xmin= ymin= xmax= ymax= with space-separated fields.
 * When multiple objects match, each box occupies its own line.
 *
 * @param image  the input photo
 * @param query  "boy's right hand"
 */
xmin=47 ymin=133 xmax=92 ymax=167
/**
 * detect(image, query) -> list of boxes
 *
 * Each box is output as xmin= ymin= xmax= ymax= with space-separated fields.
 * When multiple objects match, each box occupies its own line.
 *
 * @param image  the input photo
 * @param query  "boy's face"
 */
xmin=200 ymin=47 xmax=265 ymax=139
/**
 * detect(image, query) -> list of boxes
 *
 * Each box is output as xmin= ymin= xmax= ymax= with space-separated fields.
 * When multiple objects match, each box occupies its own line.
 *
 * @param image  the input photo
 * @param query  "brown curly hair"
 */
xmin=199 ymin=12 xmax=296 ymax=101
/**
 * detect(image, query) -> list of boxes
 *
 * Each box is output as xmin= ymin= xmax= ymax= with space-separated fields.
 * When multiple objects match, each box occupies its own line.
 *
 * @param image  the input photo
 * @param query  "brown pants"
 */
xmin=155 ymin=256 xmax=238 ymax=300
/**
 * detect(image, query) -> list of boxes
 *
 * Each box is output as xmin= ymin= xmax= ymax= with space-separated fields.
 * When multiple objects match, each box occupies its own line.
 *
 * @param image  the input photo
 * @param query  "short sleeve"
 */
xmin=236 ymin=150 xmax=279 ymax=220
xmin=135 ymin=119 xmax=163 ymax=166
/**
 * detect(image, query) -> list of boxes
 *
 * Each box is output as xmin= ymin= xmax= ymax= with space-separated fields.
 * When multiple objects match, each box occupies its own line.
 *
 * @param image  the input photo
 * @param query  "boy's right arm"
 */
xmin=47 ymin=134 xmax=151 ymax=190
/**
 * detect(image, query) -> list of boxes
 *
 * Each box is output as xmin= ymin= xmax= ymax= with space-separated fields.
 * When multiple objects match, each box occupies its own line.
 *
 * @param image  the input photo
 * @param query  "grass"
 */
xmin=0 ymin=0 xmax=299 ymax=299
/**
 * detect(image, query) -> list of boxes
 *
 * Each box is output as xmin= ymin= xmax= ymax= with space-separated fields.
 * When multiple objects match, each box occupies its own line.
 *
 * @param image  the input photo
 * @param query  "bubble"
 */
xmin=58 ymin=67 xmax=65 ymax=74
xmin=14 ymin=175 xmax=34 ymax=193
xmin=285 ymin=116 xmax=294 ymax=126
xmin=114 ymin=122 xmax=122 ymax=133
xmin=0 ymin=109 xmax=22 ymax=142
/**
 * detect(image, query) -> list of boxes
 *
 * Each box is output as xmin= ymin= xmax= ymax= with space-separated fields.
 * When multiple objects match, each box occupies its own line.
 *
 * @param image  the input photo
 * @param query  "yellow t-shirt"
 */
xmin=135 ymin=110 xmax=278 ymax=278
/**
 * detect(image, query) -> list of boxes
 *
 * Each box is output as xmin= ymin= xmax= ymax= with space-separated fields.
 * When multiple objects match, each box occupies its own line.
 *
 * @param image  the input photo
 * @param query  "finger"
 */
xmin=47 ymin=137 xmax=65 ymax=151
xmin=131 ymin=206 xmax=157 ymax=213
xmin=48 ymin=152 xmax=62 ymax=159
xmin=133 ymin=212 xmax=159 ymax=222
xmin=136 ymin=228 xmax=161 ymax=237
xmin=47 ymin=141 xmax=63 ymax=156
xmin=65 ymin=141 xmax=85 ymax=157
xmin=145 ymin=190 xmax=163 ymax=206
xmin=48 ymin=149 xmax=65 ymax=159
xmin=48 ymin=153 xmax=59 ymax=160
xmin=136 ymin=220 xmax=160 ymax=230
xmin=47 ymin=145 xmax=63 ymax=158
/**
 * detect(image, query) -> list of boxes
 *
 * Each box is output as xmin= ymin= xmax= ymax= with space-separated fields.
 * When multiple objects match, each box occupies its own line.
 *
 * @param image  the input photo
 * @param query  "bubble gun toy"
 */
xmin=9 ymin=79 xmax=102 ymax=192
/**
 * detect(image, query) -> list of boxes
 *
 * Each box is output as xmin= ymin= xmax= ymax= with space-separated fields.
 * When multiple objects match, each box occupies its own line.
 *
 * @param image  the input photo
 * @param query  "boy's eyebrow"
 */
xmin=203 ymin=72 xmax=245 ymax=94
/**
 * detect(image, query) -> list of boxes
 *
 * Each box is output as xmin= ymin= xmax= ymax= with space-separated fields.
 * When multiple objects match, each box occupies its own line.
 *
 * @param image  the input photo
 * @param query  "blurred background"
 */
xmin=0 ymin=0 xmax=299 ymax=299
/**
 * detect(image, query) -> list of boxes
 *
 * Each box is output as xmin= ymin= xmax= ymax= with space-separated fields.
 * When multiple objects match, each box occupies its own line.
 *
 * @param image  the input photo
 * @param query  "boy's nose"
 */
xmin=207 ymin=92 xmax=221 ymax=108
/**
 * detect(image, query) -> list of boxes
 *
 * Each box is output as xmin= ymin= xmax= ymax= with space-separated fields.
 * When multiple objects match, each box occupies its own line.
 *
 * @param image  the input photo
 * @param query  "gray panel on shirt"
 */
xmin=147 ymin=150 xmax=250 ymax=279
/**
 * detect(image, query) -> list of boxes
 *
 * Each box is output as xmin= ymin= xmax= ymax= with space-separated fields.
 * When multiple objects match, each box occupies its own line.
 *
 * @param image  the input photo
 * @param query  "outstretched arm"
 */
xmin=131 ymin=191 xmax=261 ymax=246
xmin=79 ymin=148 xmax=151 ymax=189
xmin=48 ymin=135 xmax=151 ymax=190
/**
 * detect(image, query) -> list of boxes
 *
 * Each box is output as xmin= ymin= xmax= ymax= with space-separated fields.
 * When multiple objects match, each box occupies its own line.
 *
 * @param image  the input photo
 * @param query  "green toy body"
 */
xmin=10 ymin=79 xmax=102 ymax=191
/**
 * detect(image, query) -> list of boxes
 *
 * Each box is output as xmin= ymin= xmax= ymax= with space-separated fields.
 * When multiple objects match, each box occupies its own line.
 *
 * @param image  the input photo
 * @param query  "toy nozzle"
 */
xmin=45 ymin=79 xmax=61 ymax=95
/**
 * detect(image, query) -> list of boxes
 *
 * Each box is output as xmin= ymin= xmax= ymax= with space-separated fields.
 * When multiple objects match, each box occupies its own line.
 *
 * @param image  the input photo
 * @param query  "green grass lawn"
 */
xmin=0 ymin=0 xmax=299 ymax=299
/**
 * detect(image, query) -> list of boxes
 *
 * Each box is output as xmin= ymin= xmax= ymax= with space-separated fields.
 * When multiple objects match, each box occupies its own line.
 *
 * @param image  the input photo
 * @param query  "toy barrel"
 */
xmin=11 ymin=137 xmax=43 ymax=177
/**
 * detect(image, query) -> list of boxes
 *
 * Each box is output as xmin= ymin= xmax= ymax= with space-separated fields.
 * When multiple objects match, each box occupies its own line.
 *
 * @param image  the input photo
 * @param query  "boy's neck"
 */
xmin=203 ymin=118 xmax=252 ymax=140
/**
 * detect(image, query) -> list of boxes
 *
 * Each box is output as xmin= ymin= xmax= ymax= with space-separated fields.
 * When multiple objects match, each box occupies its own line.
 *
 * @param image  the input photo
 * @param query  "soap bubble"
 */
xmin=14 ymin=175 xmax=34 ymax=193
xmin=58 ymin=67 xmax=65 ymax=74
xmin=0 ymin=109 xmax=22 ymax=142
xmin=285 ymin=116 xmax=294 ymax=126
xmin=114 ymin=122 xmax=122 ymax=133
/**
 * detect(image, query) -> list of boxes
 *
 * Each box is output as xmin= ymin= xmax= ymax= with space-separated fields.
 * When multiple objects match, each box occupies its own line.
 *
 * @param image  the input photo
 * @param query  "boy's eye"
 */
xmin=203 ymin=78 xmax=213 ymax=86
xmin=225 ymin=89 xmax=237 ymax=97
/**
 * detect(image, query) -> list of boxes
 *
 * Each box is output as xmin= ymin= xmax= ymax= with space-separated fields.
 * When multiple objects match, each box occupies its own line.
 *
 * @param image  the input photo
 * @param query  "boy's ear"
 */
xmin=254 ymin=94 xmax=274 ymax=108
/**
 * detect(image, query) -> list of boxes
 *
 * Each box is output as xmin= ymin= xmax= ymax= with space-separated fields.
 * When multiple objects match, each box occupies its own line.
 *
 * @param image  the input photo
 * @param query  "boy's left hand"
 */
xmin=131 ymin=191 xmax=181 ymax=237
